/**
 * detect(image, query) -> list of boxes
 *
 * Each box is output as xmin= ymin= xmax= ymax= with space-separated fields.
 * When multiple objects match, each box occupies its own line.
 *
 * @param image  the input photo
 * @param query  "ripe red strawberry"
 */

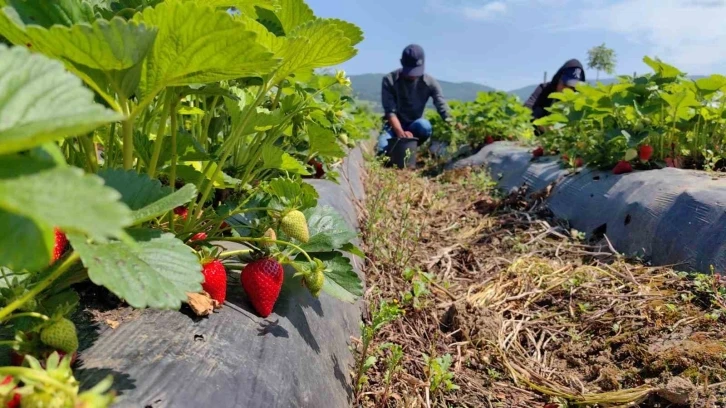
xmin=241 ymin=258 xmax=284 ymax=318
xmin=613 ymin=160 xmax=633 ymax=175
xmin=574 ymin=157 xmax=584 ymax=168
xmin=1 ymin=376 xmax=21 ymax=408
xmin=532 ymin=147 xmax=544 ymax=157
xmin=173 ymin=206 xmax=188 ymax=219
xmin=190 ymin=232 xmax=207 ymax=242
xmin=639 ymin=145 xmax=653 ymax=161
xmin=485 ymin=136 xmax=494 ymax=145
xmin=201 ymin=259 xmax=227 ymax=304
xmin=52 ymin=228 xmax=68 ymax=263
xmin=308 ymin=159 xmax=325 ymax=179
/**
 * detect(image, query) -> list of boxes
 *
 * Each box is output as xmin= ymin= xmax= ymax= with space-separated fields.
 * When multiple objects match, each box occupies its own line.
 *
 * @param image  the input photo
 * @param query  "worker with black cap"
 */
xmin=377 ymin=44 xmax=454 ymax=154
xmin=524 ymin=59 xmax=586 ymax=135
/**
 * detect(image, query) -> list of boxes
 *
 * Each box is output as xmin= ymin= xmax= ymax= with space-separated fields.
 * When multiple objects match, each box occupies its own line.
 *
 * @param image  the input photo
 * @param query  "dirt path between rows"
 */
xmin=354 ymin=159 xmax=726 ymax=408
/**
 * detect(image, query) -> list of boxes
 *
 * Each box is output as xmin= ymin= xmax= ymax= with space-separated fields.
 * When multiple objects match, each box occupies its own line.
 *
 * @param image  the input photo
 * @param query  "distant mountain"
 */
xmin=349 ymin=73 xmax=496 ymax=112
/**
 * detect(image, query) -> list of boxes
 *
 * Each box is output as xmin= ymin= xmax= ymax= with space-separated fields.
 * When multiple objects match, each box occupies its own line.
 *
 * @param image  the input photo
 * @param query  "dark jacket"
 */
xmin=381 ymin=69 xmax=451 ymax=127
xmin=524 ymin=59 xmax=585 ymax=122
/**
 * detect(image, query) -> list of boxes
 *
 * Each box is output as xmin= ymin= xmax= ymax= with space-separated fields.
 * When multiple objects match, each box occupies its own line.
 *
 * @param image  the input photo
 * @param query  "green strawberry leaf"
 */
xmin=133 ymin=1 xmax=279 ymax=100
xmin=274 ymin=0 xmax=315 ymax=34
xmin=172 ymin=162 xmax=240 ymax=189
xmin=261 ymin=145 xmax=310 ymax=174
xmin=307 ymin=122 xmax=345 ymax=158
xmin=68 ymin=229 xmax=203 ymax=309
xmin=0 ymin=156 xmax=132 ymax=271
xmin=299 ymin=205 xmax=357 ymax=252
xmin=0 ymin=45 xmax=124 ymax=155
xmin=340 ymin=242 xmax=365 ymax=259
xmin=98 ymin=169 xmax=197 ymax=224
xmin=4 ymin=0 xmax=96 ymax=27
xmin=305 ymin=251 xmax=362 ymax=303
xmin=265 ymin=177 xmax=318 ymax=209
xmin=274 ymin=18 xmax=358 ymax=81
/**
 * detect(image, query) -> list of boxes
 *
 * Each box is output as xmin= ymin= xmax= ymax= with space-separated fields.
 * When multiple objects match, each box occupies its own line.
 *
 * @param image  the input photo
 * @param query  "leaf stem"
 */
xmin=147 ymin=90 xmax=172 ymax=178
xmin=218 ymin=237 xmax=313 ymax=263
xmin=4 ymin=312 xmax=49 ymax=322
xmin=122 ymin=101 xmax=134 ymax=171
xmin=218 ymin=249 xmax=253 ymax=259
xmin=0 ymin=253 xmax=80 ymax=322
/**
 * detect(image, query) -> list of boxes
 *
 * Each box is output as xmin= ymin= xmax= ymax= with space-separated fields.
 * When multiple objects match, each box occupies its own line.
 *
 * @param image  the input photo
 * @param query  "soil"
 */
xmin=74 ymin=282 xmax=140 ymax=330
xmin=356 ymin=157 xmax=726 ymax=408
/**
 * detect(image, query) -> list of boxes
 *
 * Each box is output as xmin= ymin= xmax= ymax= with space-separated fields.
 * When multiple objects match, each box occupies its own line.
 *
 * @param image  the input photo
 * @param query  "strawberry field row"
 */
xmin=0 ymin=0 xmax=377 ymax=406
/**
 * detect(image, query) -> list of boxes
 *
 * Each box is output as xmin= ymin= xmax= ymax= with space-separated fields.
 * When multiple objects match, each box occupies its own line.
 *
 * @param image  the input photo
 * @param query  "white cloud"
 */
xmin=576 ymin=0 xmax=726 ymax=70
xmin=427 ymin=0 xmax=508 ymax=20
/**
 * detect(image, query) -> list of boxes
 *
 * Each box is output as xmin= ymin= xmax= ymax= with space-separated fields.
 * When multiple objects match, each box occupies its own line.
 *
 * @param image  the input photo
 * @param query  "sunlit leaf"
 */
xmin=0 ymin=45 xmax=123 ymax=155
xmin=133 ymin=1 xmax=279 ymax=100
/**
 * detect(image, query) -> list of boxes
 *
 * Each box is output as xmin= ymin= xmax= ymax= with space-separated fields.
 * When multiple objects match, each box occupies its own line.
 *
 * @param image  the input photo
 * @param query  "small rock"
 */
xmin=657 ymin=376 xmax=696 ymax=405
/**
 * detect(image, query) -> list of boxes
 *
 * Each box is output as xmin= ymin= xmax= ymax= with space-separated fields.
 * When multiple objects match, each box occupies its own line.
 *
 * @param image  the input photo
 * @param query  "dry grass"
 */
xmin=355 ymin=160 xmax=726 ymax=408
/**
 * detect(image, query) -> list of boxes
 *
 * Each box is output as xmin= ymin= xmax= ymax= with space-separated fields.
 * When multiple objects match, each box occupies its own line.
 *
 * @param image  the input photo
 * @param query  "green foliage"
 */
xmin=427 ymin=91 xmax=534 ymax=149
xmin=587 ymin=43 xmax=617 ymax=80
xmin=354 ymin=300 xmax=403 ymax=393
xmin=423 ymin=353 xmax=459 ymax=394
xmin=535 ymin=56 xmax=726 ymax=170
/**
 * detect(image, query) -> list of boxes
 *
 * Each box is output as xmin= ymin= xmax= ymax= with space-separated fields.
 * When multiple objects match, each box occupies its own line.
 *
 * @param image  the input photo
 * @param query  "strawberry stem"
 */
xmin=218 ymin=249 xmax=253 ymax=259
xmin=219 ymin=237 xmax=314 ymax=263
xmin=4 ymin=312 xmax=49 ymax=322
xmin=0 ymin=253 xmax=80 ymax=322
xmin=0 ymin=366 xmax=76 ymax=395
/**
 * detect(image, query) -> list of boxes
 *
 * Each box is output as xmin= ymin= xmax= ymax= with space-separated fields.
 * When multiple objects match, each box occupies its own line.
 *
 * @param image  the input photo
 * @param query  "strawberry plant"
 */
xmin=0 ymin=0 xmax=374 ymax=403
xmin=535 ymin=56 xmax=726 ymax=171
xmin=427 ymin=91 xmax=533 ymax=152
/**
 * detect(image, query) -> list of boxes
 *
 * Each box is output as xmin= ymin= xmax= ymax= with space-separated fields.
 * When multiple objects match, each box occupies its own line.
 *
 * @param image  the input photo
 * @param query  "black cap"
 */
xmin=561 ymin=66 xmax=584 ymax=88
xmin=400 ymin=44 xmax=425 ymax=77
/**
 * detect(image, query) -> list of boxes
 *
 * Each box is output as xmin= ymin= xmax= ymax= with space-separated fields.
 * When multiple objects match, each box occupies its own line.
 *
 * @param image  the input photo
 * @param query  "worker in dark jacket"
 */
xmin=524 ymin=59 xmax=585 ymax=135
xmin=377 ymin=44 xmax=453 ymax=154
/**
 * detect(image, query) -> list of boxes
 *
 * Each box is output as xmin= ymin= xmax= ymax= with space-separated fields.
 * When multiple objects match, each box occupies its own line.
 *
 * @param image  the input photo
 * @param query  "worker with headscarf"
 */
xmin=524 ymin=59 xmax=585 ymax=135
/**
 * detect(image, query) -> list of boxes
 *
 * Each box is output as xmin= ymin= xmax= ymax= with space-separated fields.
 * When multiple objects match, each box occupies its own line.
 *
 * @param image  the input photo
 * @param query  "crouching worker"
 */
xmin=377 ymin=44 xmax=454 ymax=154
xmin=524 ymin=59 xmax=585 ymax=135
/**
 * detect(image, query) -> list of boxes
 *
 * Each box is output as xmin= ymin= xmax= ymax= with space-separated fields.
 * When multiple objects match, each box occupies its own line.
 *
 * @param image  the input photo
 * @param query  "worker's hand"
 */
xmin=401 ymin=131 xmax=414 ymax=138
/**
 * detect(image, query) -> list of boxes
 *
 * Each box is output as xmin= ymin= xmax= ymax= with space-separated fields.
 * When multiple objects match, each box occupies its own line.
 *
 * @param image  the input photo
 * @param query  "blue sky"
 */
xmin=306 ymin=0 xmax=726 ymax=91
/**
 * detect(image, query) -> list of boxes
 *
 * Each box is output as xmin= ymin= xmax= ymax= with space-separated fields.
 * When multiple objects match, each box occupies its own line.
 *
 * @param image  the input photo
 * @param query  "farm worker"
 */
xmin=524 ymin=59 xmax=585 ymax=135
xmin=377 ymin=44 xmax=454 ymax=154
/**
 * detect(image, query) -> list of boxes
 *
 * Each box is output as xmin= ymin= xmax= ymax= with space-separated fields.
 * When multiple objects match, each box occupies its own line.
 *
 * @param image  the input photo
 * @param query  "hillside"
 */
xmin=350 ymin=73 xmax=495 ymax=111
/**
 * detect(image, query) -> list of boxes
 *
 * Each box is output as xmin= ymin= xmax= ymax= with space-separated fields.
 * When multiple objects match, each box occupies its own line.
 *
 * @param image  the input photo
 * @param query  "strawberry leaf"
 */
xmin=0 ymin=156 xmax=132 ymax=271
xmin=98 ymin=169 xmax=197 ymax=224
xmin=261 ymin=145 xmax=310 ymax=174
xmin=307 ymin=123 xmax=345 ymax=158
xmin=298 ymin=206 xmax=357 ymax=252
xmin=305 ymin=251 xmax=362 ymax=303
xmin=0 ymin=45 xmax=123 ymax=155
xmin=69 ymin=229 xmax=203 ymax=309
xmin=340 ymin=242 xmax=365 ymax=259
xmin=133 ymin=1 xmax=279 ymax=100
xmin=266 ymin=178 xmax=318 ymax=209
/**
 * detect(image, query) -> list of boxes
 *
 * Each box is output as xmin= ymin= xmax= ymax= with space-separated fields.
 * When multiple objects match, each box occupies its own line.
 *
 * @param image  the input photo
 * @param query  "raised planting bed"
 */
xmin=448 ymin=141 xmax=726 ymax=274
xmin=66 ymin=149 xmax=366 ymax=408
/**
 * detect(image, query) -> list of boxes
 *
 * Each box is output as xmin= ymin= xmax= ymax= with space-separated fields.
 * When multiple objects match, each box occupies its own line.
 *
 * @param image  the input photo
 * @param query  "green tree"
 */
xmin=587 ymin=43 xmax=617 ymax=81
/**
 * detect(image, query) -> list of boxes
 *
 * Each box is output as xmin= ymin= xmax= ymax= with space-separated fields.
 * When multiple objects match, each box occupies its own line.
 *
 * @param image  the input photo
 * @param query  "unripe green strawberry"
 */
xmin=280 ymin=210 xmax=309 ymax=243
xmin=19 ymin=390 xmax=69 ymax=408
xmin=40 ymin=318 xmax=78 ymax=353
xmin=304 ymin=268 xmax=324 ymax=298
xmin=339 ymin=133 xmax=349 ymax=145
